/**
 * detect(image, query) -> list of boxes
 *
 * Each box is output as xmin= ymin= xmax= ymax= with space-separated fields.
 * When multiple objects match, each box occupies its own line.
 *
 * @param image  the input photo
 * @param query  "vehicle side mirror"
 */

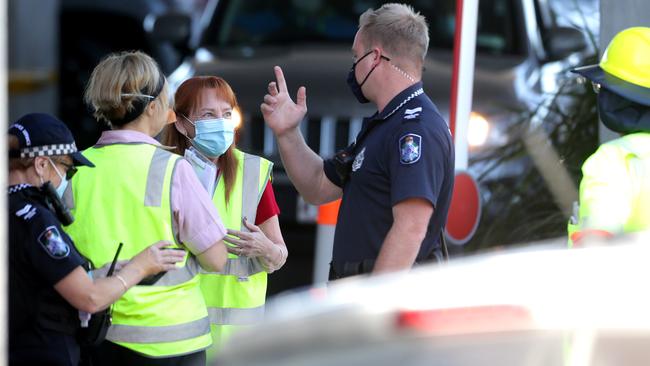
xmin=145 ymin=12 xmax=192 ymax=48
xmin=544 ymin=27 xmax=588 ymax=61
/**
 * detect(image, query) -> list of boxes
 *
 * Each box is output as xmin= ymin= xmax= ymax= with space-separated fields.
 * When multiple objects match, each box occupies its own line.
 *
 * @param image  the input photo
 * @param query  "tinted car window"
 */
xmin=203 ymin=0 xmax=524 ymax=56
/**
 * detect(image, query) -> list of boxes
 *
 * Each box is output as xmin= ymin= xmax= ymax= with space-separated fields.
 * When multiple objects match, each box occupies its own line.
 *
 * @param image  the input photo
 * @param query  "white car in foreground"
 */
xmin=216 ymin=234 xmax=650 ymax=366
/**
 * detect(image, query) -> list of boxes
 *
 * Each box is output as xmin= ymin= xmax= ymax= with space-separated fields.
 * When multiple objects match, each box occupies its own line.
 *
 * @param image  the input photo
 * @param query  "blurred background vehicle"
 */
xmin=57 ymin=0 xmax=208 ymax=148
xmin=216 ymin=234 xmax=650 ymax=366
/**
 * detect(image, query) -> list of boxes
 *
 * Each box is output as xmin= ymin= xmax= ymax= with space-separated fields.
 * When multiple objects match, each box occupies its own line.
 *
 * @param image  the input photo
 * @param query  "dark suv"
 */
xmin=58 ymin=0 xmax=205 ymax=148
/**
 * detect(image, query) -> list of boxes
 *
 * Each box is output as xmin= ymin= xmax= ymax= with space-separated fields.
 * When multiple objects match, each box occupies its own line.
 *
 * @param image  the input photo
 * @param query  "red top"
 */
xmin=255 ymin=180 xmax=281 ymax=225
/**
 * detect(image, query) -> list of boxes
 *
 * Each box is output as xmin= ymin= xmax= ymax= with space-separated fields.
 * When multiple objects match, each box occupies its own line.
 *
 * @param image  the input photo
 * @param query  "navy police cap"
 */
xmin=8 ymin=113 xmax=94 ymax=167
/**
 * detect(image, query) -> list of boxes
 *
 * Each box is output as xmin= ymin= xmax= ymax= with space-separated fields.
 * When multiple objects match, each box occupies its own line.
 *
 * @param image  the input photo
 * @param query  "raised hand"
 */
xmin=260 ymin=66 xmax=308 ymax=137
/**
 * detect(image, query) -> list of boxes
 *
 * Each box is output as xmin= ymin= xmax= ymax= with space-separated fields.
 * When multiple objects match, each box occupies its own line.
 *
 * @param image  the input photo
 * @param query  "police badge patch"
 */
xmin=352 ymin=147 xmax=366 ymax=172
xmin=38 ymin=226 xmax=70 ymax=259
xmin=399 ymin=134 xmax=422 ymax=164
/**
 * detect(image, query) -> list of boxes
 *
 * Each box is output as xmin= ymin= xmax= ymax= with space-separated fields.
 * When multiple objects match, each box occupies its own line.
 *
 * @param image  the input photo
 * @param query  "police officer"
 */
xmin=8 ymin=113 xmax=184 ymax=366
xmin=261 ymin=3 xmax=454 ymax=279
xmin=568 ymin=27 xmax=650 ymax=246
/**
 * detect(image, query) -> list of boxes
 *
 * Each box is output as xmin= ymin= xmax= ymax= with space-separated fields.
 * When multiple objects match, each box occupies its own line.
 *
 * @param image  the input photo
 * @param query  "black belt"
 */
xmin=330 ymin=230 xmax=449 ymax=281
xmin=329 ymin=247 xmax=445 ymax=281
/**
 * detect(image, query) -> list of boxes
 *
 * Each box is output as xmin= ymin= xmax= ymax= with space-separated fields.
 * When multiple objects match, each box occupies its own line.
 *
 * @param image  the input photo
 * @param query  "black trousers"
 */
xmin=10 ymin=333 xmax=80 ymax=366
xmin=87 ymin=341 xmax=206 ymax=366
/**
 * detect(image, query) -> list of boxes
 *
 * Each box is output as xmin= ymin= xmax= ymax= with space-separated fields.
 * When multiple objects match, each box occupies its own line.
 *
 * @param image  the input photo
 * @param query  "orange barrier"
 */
xmin=313 ymin=199 xmax=341 ymax=284
xmin=316 ymin=199 xmax=341 ymax=226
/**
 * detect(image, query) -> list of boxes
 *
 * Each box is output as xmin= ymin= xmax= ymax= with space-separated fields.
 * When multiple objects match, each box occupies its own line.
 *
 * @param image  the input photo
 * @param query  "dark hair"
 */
xmin=8 ymin=135 xmax=34 ymax=170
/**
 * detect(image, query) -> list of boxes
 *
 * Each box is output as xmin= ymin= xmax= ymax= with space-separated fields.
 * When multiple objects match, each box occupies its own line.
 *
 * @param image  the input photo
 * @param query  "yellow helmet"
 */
xmin=572 ymin=27 xmax=650 ymax=106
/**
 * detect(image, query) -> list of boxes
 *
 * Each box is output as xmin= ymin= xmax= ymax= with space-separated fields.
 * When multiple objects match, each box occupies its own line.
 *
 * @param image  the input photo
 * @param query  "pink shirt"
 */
xmin=96 ymin=130 xmax=226 ymax=254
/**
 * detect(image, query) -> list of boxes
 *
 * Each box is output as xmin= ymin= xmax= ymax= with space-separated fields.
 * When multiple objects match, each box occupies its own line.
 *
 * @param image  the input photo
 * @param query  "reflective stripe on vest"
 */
xmin=64 ymin=143 xmax=211 ymax=356
xmin=199 ymin=153 xmax=266 ymax=278
xmin=569 ymin=133 xmax=650 ymax=247
xmin=242 ymin=153 xmax=261 ymax=227
xmin=200 ymin=256 xmax=265 ymax=278
xmin=145 ymin=148 xmax=173 ymax=207
xmin=208 ymin=305 xmax=265 ymax=326
xmin=201 ymin=150 xmax=272 ymax=327
xmin=107 ymin=316 xmax=211 ymax=344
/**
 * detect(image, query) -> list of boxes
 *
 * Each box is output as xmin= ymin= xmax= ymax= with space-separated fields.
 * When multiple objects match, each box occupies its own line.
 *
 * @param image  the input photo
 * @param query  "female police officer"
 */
xmin=8 ymin=113 xmax=184 ymax=366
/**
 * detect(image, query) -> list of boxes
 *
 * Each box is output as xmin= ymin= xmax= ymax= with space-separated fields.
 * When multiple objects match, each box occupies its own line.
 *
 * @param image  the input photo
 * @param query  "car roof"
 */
xmin=217 ymin=234 xmax=650 ymax=365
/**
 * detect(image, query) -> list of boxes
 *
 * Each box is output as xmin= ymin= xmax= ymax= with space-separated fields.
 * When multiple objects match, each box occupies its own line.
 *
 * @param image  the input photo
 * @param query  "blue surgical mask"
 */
xmin=184 ymin=116 xmax=236 ymax=158
xmin=47 ymin=157 xmax=69 ymax=198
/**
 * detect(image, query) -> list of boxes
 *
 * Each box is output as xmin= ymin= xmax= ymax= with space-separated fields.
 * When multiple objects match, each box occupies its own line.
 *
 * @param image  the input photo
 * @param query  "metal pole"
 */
xmin=450 ymin=0 xmax=479 ymax=171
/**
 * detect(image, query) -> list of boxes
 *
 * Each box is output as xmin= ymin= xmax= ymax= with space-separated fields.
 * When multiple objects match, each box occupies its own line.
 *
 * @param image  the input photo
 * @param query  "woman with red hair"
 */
xmin=162 ymin=76 xmax=287 ymax=357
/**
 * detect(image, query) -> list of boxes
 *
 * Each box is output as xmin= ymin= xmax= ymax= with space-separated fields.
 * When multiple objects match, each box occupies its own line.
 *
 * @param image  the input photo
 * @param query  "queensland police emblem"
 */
xmin=399 ymin=134 xmax=421 ymax=164
xmin=38 ymin=226 xmax=70 ymax=259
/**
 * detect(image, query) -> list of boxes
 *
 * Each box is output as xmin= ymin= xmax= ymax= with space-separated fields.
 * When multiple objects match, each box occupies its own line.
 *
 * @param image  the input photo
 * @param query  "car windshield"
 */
xmin=204 ymin=0 xmax=524 ymax=56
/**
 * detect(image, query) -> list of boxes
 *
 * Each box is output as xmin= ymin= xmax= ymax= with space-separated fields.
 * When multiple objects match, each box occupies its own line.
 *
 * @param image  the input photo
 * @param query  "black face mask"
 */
xmin=346 ymin=51 xmax=390 ymax=104
xmin=598 ymin=88 xmax=650 ymax=134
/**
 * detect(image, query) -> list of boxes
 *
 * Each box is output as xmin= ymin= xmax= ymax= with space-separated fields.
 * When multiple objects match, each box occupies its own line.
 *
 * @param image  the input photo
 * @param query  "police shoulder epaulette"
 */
xmin=15 ymin=202 xmax=38 ymax=221
xmin=401 ymin=106 xmax=422 ymax=123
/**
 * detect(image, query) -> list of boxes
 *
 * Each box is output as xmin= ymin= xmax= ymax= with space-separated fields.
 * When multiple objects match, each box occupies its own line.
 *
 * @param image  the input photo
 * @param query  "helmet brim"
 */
xmin=572 ymin=65 xmax=650 ymax=106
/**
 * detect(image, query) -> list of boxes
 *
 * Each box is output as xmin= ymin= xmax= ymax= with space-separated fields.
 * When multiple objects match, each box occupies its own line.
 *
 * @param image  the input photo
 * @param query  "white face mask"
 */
xmin=47 ymin=157 xmax=69 ymax=198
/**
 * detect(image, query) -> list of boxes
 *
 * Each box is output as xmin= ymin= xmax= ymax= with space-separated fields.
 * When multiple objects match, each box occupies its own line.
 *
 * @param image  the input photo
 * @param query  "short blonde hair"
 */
xmin=359 ymin=3 xmax=429 ymax=65
xmin=84 ymin=51 xmax=169 ymax=127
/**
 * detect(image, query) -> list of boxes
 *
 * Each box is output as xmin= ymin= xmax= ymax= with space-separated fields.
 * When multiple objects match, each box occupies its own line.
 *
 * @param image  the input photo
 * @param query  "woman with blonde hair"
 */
xmin=65 ymin=51 xmax=229 ymax=365
xmin=162 ymin=76 xmax=287 ymax=358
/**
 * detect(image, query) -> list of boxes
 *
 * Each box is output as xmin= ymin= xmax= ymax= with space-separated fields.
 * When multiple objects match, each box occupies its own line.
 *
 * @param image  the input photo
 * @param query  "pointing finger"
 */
xmin=274 ymin=66 xmax=287 ymax=93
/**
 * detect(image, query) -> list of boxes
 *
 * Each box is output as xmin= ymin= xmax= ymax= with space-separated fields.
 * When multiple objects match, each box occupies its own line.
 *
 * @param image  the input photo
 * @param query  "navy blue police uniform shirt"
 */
xmin=9 ymin=184 xmax=85 ymax=365
xmin=323 ymin=82 xmax=455 ymax=271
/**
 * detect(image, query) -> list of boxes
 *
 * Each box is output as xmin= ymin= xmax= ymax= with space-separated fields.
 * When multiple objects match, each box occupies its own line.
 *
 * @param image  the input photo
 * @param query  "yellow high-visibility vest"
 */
xmin=64 ymin=143 xmax=211 ymax=357
xmin=568 ymin=132 xmax=650 ymax=246
xmin=200 ymin=149 xmax=272 ymax=358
